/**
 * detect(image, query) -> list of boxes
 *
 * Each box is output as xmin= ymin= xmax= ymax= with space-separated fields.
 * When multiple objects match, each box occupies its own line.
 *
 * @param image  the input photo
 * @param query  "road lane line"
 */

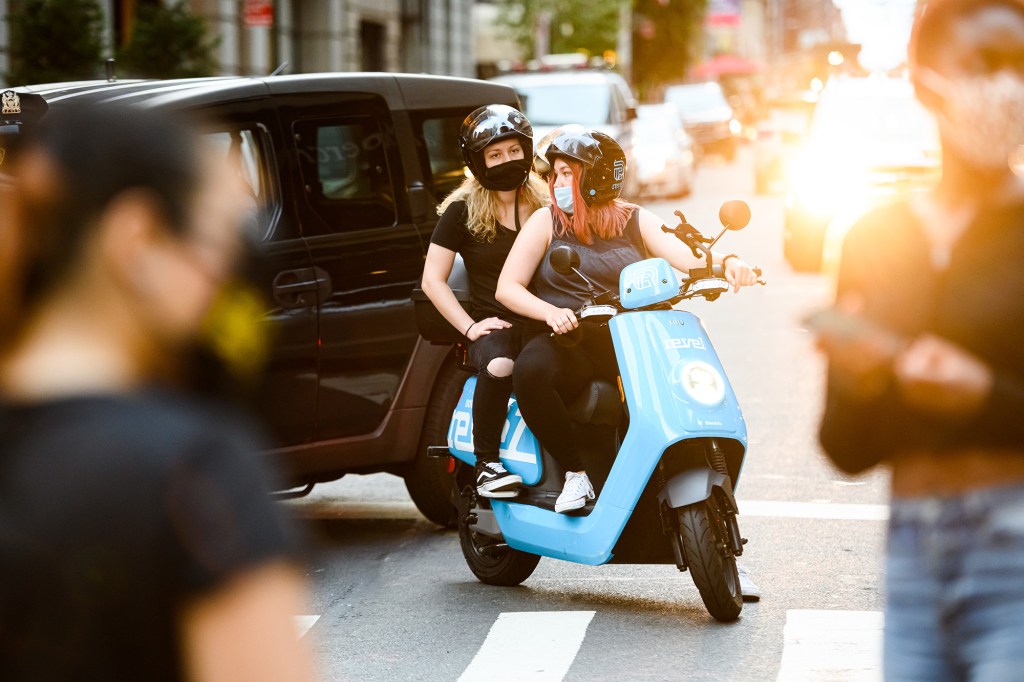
xmin=740 ymin=500 xmax=889 ymax=521
xmin=294 ymin=615 xmax=320 ymax=639
xmin=291 ymin=498 xmax=890 ymax=522
xmin=777 ymin=609 xmax=884 ymax=681
xmin=458 ymin=611 xmax=596 ymax=682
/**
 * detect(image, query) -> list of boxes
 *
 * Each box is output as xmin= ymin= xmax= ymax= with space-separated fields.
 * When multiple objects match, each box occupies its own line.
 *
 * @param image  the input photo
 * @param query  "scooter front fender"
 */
xmin=658 ymin=468 xmax=736 ymax=510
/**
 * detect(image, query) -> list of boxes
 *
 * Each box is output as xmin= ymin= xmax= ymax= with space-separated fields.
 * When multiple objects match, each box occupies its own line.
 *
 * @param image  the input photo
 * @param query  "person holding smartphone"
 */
xmin=815 ymin=0 xmax=1024 ymax=677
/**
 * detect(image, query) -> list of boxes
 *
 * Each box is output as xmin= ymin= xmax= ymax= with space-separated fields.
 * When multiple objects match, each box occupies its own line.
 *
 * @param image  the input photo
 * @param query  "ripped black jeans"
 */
xmin=467 ymin=321 xmax=532 ymax=463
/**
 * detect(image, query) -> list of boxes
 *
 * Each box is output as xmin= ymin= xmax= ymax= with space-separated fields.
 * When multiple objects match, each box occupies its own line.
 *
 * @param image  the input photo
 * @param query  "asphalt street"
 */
xmin=283 ymin=147 xmax=891 ymax=682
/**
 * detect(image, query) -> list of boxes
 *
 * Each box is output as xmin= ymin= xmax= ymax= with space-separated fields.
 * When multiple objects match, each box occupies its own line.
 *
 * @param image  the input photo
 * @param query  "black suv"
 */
xmin=0 ymin=74 xmax=518 ymax=526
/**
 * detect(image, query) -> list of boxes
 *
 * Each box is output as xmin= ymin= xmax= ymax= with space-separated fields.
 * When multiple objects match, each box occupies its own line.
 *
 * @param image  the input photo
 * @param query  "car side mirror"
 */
xmin=549 ymin=245 xmax=581 ymax=275
xmin=719 ymin=200 xmax=751 ymax=231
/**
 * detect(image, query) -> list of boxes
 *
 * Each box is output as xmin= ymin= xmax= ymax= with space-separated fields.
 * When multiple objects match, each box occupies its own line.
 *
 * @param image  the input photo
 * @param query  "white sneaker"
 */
xmin=555 ymin=471 xmax=595 ymax=513
xmin=737 ymin=563 xmax=761 ymax=602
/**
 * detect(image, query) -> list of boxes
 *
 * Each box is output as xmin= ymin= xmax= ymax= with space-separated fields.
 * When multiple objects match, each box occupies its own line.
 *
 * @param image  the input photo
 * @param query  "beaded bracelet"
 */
xmin=721 ymin=253 xmax=740 ymax=271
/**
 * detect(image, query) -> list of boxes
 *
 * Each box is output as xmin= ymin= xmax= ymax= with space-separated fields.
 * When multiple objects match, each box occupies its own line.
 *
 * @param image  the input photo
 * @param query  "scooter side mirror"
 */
xmin=719 ymin=200 xmax=751 ymax=231
xmin=549 ymin=245 xmax=581 ymax=275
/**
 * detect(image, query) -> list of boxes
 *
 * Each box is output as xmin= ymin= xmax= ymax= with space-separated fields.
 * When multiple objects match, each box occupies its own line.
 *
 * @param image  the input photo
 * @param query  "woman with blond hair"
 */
xmin=421 ymin=104 xmax=548 ymax=498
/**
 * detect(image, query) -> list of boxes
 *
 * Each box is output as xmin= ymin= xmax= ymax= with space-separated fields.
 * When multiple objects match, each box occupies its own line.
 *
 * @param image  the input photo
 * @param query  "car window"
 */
xmin=633 ymin=118 xmax=674 ymax=144
xmin=293 ymin=117 xmax=396 ymax=233
xmin=419 ymin=115 xmax=467 ymax=201
xmin=203 ymin=125 xmax=282 ymax=242
xmin=513 ymin=82 xmax=611 ymax=126
xmin=664 ymin=84 xmax=729 ymax=113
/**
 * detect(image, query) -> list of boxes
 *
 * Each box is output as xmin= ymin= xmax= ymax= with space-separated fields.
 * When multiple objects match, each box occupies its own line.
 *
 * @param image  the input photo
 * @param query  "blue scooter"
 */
xmin=427 ymin=201 xmax=762 ymax=622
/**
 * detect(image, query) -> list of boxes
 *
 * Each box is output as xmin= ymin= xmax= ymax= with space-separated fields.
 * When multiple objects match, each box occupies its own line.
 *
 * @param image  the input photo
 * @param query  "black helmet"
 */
xmin=544 ymin=126 xmax=627 ymax=205
xmin=459 ymin=104 xmax=534 ymax=191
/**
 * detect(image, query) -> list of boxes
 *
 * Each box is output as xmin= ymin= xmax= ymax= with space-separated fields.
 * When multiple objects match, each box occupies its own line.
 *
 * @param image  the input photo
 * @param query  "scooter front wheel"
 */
xmin=678 ymin=500 xmax=743 ymax=622
xmin=458 ymin=497 xmax=540 ymax=587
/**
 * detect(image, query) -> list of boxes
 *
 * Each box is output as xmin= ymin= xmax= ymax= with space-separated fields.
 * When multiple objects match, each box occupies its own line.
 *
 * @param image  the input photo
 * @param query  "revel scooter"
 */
xmin=426 ymin=201 xmax=763 ymax=622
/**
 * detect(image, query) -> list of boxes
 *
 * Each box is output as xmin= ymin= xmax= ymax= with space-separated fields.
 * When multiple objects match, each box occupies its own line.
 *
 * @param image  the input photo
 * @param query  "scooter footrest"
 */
xmin=506 ymin=489 xmax=597 ymax=516
xmin=426 ymin=446 xmax=451 ymax=459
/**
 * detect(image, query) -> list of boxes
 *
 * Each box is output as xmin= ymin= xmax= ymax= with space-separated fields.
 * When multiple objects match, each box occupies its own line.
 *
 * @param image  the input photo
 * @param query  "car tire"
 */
xmin=404 ymin=360 xmax=466 ymax=528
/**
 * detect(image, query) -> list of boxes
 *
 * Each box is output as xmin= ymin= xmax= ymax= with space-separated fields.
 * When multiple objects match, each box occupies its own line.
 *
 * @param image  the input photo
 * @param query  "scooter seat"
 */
xmin=567 ymin=380 xmax=623 ymax=427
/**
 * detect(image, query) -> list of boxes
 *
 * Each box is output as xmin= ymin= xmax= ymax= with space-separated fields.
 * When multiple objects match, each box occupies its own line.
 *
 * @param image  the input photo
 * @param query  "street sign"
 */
xmin=244 ymin=0 xmax=274 ymax=28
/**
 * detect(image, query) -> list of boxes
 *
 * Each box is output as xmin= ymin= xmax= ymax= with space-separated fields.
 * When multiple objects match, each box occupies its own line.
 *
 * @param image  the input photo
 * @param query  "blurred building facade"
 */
xmin=0 ymin=0 xmax=474 ymax=85
xmin=766 ymin=0 xmax=846 ymax=60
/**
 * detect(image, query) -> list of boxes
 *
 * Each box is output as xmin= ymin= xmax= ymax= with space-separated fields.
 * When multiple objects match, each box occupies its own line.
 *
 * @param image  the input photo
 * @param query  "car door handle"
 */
xmin=272 ymin=267 xmax=331 ymax=308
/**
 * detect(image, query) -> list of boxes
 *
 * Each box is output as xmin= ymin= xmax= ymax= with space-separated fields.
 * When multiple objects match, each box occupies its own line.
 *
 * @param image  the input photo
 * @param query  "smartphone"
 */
xmin=802 ymin=307 xmax=907 ymax=357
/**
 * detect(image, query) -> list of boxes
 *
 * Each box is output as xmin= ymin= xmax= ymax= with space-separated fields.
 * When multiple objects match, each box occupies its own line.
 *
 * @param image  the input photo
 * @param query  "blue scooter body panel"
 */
xmin=450 ymin=309 xmax=748 ymax=566
xmin=447 ymin=376 xmax=543 ymax=486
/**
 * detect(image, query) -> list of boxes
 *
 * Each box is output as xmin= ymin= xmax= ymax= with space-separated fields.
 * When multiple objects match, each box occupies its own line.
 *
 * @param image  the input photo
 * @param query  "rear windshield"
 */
xmin=513 ymin=83 xmax=611 ymax=126
xmin=664 ymin=84 xmax=728 ymax=113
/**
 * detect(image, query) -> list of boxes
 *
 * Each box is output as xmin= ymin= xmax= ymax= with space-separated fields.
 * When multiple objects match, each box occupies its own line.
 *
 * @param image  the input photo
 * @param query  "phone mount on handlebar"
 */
xmin=662 ymin=201 xmax=752 ymax=280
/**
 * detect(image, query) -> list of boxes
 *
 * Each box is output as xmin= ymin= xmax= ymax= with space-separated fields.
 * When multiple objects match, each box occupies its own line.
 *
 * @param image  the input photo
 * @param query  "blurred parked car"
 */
xmin=489 ymin=69 xmax=639 ymax=194
xmin=753 ymin=91 xmax=815 ymax=194
xmin=663 ymin=81 xmax=742 ymax=161
xmin=784 ymin=76 xmax=940 ymax=272
xmin=633 ymin=103 xmax=695 ymax=198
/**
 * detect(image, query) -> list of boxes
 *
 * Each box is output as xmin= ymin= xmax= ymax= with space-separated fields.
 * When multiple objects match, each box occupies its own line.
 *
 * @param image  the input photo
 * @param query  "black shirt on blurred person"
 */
xmin=0 ymin=388 xmax=299 ymax=680
xmin=819 ymin=198 xmax=1024 ymax=473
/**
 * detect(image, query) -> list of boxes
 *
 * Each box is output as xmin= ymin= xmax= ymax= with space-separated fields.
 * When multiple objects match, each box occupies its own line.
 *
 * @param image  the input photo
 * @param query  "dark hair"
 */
xmin=910 ymin=0 xmax=1024 ymax=69
xmin=17 ymin=101 xmax=204 ymax=309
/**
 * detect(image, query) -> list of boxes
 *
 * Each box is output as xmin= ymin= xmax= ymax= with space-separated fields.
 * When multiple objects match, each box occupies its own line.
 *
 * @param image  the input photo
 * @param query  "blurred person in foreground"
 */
xmin=815 ymin=0 xmax=1024 ymax=678
xmin=0 ymin=103 xmax=313 ymax=681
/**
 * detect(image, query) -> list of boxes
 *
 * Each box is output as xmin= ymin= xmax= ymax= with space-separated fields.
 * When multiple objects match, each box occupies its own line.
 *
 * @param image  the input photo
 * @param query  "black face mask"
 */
xmin=479 ymin=158 xmax=532 ymax=191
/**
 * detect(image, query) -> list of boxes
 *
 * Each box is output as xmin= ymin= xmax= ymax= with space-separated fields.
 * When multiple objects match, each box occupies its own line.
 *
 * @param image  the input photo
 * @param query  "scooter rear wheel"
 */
xmin=458 ymin=497 xmax=541 ymax=587
xmin=678 ymin=500 xmax=743 ymax=622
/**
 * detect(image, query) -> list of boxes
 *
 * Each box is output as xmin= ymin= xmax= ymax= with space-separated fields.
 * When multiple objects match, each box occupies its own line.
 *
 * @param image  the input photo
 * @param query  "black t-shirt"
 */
xmin=818 ymin=199 xmax=1024 ymax=474
xmin=0 ymin=388 xmax=300 ymax=681
xmin=430 ymin=200 xmax=522 ymax=321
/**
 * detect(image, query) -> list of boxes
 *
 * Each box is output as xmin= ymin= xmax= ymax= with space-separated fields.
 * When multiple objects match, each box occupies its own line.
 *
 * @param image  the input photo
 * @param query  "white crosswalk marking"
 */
xmin=294 ymin=615 xmax=320 ymax=639
xmin=458 ymin=611 xmax=596 ymax=682
xmin=777 ymin=610 xmax=884 ymax=681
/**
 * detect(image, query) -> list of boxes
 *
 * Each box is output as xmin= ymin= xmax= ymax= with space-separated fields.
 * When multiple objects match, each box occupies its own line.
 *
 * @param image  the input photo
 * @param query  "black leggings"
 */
xmin=512 ymin=327 xmax=618 ymax=473
xmin=467 ymin=323 xmax=527 ymax=461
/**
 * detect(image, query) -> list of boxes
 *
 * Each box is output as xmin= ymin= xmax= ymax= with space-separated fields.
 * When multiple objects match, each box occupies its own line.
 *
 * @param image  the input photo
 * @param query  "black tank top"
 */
xmin=532 ymin=208 xmax=648 ymax=311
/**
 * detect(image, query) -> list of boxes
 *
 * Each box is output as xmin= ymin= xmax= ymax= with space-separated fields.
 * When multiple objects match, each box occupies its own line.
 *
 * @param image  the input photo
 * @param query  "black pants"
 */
xmin=467 ymin=322 xmax=529 ymax=462
xmin=512 ymin=327 xmax=618 ymax=473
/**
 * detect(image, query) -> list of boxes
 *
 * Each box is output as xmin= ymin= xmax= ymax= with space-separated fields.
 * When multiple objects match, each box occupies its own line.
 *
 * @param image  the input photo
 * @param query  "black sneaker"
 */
xmin=475 ymin=460 xmax=523 ymax=498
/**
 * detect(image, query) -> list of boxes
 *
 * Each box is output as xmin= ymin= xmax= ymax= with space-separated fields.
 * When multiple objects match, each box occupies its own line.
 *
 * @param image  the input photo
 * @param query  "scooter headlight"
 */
xmin=672 ymin=360 xmax=726 ymax=406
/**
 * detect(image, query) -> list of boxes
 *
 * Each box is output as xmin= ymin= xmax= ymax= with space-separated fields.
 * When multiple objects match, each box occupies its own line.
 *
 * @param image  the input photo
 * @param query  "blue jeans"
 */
xmin=885 ymin=483 xmax=1024 ymax=681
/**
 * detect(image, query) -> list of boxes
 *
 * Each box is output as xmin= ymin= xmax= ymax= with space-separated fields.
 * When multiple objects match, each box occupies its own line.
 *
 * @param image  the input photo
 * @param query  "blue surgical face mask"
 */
xmin=553 ymin=186 xmax=574 ymax=214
